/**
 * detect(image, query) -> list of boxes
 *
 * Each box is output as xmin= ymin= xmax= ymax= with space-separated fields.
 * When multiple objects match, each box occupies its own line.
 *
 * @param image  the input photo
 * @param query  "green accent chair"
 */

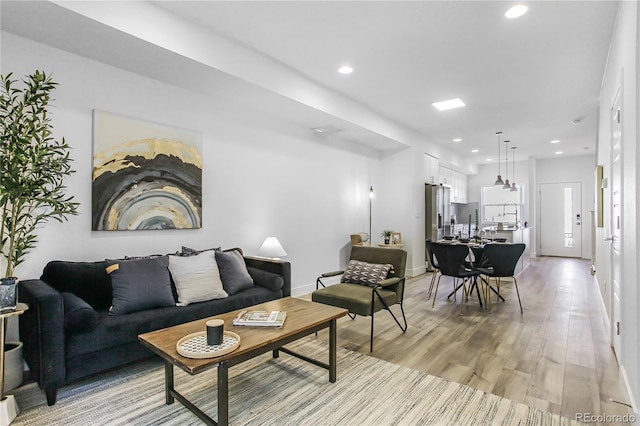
xmin=312 ymin=246 xmax=408 ymax=351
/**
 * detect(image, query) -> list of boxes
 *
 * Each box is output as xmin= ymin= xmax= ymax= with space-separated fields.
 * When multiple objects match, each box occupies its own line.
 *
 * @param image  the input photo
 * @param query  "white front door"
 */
xmin=610 ymin=89 xmax=622 ymax=356
xmin=540 ymin=182 xmax=582 ymax=257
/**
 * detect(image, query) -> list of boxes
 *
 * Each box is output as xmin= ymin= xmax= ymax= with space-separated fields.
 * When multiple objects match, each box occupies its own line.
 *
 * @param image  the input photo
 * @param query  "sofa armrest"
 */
xmin=18 ymin=279 xmax=66 ymax=389
xmin=243 ymin=256 xmax=291 ymax=297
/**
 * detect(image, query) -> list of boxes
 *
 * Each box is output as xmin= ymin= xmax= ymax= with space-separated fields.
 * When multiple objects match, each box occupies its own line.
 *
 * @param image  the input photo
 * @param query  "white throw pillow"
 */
xmin=168 ymin=251 xmax=228 ymax=305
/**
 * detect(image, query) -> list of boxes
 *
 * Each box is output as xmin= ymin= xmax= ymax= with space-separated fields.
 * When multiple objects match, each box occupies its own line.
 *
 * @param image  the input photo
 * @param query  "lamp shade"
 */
xmin=258 ymin=237 xmax=287 ymax=258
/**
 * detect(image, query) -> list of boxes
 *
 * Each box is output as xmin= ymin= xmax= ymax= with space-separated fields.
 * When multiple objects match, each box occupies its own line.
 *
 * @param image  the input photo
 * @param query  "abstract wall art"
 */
xmin=92 ymin=110 xmax=203 ymax=231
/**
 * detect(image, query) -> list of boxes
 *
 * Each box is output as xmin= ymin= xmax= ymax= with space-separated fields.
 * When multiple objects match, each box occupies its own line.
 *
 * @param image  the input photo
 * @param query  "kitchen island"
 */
xmin=492 ymin=226 xmax=531 ymax=276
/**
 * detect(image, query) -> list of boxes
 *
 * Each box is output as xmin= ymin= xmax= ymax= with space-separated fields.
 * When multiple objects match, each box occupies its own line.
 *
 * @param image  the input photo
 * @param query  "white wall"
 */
xmin=595 ymin=0 xmax=640 ymax=412
xmin=534 ymin=155 xmax=595 ymax=260
xmin=1 ymin=32 xmax=390 ymax=296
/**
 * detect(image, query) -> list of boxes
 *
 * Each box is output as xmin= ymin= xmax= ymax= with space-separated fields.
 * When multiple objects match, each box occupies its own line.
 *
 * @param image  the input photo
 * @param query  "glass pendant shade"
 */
xmin=494 ymin=132 xmax=504 ymax=185
xmin=502 ymin=140 xmax=511 ymax=189
xmin=510 ymin=146 xmax=518 ymax=191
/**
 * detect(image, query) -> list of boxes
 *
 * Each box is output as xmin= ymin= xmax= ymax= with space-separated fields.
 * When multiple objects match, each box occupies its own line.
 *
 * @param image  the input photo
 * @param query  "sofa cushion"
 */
xmin=247 ymin=267 xmax=284 ymax=292
xmin=168 ymin=251 xmax=228 ymax=305
xmin=41 ymin=260 xmax=112 ymax=310
xmin=215 ymin=250 xmax=253 ymax=295
xmin=63 ymin=292 xmax=99 ymax=334
xmin=106 ymin=256 xmax=175 ymax=315
xmin=65 ymin=285 xmax=281 ymax=358
xmin=341 ymin=260 xmax=393 ymax=286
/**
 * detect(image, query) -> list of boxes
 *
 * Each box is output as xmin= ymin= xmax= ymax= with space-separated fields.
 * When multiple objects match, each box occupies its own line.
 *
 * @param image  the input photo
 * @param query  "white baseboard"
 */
xmin=620 ymin=365 xmax=639 ymax=414
xmin=407 ymin=265 xmax=426 ymax=278
xmin=292 ymin=282 xmax=315 ymax=297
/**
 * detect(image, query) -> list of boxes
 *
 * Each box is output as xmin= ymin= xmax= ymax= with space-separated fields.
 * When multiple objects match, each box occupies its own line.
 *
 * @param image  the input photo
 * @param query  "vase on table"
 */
xmin=0 ymin=277 xmax=18 ymax=312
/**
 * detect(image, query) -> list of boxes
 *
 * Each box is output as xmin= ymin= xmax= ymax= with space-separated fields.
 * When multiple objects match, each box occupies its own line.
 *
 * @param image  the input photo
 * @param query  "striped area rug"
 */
xmin=11 ymin=338 xmax=579 ymax=425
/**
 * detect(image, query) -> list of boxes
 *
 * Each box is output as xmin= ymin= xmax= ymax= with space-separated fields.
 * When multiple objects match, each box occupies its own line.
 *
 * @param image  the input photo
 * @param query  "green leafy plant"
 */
xmin=380 ymin=230 xmax=393 ymax=238
xmin=0 ymin=71 xmax=79 ymax=277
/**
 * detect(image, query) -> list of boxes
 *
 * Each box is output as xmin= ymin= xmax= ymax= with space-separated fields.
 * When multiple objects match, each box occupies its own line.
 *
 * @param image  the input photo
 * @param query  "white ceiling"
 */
xmin=1 ymin=1 xmax=619 ymax=168
xmin=150 ymin=0 xmax=618 ymax=165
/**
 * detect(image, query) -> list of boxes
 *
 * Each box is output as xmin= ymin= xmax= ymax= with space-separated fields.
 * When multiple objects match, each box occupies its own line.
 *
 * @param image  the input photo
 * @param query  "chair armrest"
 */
xmin=315 ymin=270 xmax=345 ymax=290
xmin=321 ymin=270 xmax=344 ymax=278
xmin=376 ymin=277 xmax=401 ymax=287
xmin=244 ymin=256 xmax=291 ymax=297
xmin=18 ymin=279 xmax=66 ymax=389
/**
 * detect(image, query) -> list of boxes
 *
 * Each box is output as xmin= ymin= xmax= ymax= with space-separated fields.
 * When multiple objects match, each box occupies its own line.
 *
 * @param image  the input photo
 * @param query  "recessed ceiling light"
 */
xmin=338 ymin=65 xmax=353 ymax=74
xmin=432 ymin=98 xmax=465 ymax=111
xmin=555 ymin=151 xmax=563 ymax=155
xmin=486 ymin=158 xmax=493 ymax=162
xmin=505 ymin=5 xmax=528 ymax=19
xmin=471 ymin=149 xmax=479 ymax=153
xmin=453 ymin=138 xmax=462 ymax=142
xmin=550 ymin=140 xmax=560 ymax=144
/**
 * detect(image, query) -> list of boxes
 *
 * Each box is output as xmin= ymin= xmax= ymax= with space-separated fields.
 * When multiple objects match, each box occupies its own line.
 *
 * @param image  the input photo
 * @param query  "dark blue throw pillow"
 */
xmin=106 ymin=256 xmax=175 ymax=315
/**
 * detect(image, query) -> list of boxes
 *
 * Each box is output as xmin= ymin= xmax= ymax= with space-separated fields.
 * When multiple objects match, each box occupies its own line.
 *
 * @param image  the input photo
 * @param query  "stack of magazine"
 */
xmin=232 ymin=310 xmax=287 ymax=327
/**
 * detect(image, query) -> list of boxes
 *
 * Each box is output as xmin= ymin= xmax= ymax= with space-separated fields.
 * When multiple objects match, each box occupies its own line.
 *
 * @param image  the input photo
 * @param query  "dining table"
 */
xmin=436 ymin=238 xmax=506 ymax=307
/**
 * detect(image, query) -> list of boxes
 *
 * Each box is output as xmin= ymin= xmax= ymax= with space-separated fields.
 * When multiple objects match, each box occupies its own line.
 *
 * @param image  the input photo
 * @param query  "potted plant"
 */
xmin=0 ymin=70 xmax=79 ymax=310
xmin=380 ymin=230 xmax=393 ymax=245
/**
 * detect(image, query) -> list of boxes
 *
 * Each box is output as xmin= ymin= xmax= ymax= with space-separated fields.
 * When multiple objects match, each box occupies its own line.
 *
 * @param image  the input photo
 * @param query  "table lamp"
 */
xmin=258 ymin=237 xmax=287 ymax=259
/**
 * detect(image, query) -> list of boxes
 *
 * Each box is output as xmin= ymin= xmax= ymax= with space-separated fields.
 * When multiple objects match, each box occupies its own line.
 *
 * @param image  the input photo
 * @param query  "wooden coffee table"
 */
xmin=139 ymin=297 xmax=347 ymax=426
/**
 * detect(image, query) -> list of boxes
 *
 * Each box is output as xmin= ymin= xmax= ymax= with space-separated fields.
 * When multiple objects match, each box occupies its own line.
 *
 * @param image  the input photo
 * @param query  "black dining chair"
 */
xmin=475 ymin=243 xmax=526 ymax=313
xmin=429 ymin=242 xmax=481 ymax=315
xmin=425 ymin=239 xmax=440 ymax=300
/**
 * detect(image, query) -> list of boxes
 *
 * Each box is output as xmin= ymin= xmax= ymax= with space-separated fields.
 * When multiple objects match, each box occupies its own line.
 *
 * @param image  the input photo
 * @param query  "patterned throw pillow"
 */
xmin=340 ymin=260 xmax=394 ymax=286
xmin=179 ymin=246 xmax=221 ymax=257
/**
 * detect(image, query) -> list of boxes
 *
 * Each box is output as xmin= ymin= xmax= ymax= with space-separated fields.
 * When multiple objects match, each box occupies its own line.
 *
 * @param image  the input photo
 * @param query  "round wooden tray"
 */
xmin=176 ymin=331 xmax=241 ymax=359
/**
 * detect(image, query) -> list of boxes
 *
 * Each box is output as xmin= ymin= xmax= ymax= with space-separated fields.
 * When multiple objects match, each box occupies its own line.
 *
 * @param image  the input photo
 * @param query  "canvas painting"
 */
xmin=92 ymin=110 xmax=203 ymax=231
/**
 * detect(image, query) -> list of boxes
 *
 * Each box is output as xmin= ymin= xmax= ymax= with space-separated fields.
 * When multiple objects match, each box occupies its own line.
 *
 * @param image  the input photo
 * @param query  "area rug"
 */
xmin=10 ymin=338 xmax=579 ymax=425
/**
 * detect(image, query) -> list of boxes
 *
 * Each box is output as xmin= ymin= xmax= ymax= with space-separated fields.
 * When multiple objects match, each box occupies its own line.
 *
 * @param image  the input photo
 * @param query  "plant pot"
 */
xmin=0 ymin=277 xmax=18 ymax=312
xmin=4 ymin=341 xmax=23 ymax=391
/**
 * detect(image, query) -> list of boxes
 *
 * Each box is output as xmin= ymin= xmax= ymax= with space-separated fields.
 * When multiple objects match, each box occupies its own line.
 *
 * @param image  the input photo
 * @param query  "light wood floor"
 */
xmin=305 ymin=256 xmax=632 ymax=420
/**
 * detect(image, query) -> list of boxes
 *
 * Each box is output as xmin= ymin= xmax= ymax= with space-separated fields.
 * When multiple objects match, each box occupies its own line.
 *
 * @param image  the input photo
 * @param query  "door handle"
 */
xmin=604 ymin=236 xmax=614 ymax=242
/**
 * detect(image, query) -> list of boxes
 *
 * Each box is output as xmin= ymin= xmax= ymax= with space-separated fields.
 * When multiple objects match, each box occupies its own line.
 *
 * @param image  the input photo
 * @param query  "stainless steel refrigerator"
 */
xmin=425 ymin=184 xmax=451 ymax=269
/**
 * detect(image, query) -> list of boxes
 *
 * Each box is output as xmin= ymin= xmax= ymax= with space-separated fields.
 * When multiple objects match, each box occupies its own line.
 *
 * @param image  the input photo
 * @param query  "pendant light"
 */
xmin=494 ymin=132 xmax=504 ymax=185
xmin=510 ymin=146 xmax=518 ymax=191
xmin=502 ymin=140 xmax=511 ymax=189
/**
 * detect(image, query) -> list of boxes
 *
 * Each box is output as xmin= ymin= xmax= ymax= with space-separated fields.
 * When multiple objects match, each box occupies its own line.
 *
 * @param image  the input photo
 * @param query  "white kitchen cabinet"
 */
xmin=424 ymin=154 xmax=439 ymax=184
xmin=440 ymin=167 xmax=467 ymax=204
xmin=458 ymin=172 xmax=467 ymax=203
xmin=439 ymin=166 xmax=451 ymax=185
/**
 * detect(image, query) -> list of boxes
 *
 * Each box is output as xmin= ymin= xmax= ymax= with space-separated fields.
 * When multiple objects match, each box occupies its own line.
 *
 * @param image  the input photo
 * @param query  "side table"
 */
xmin=0 ymin=303 xmax=28 ymax=426
xmin=377 ymin=243 xmax=404 ymax=249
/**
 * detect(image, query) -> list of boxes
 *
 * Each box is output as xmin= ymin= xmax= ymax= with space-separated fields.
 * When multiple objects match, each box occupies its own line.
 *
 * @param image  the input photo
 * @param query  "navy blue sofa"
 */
xmin=18 ymin=249 xmax=291 ymax=405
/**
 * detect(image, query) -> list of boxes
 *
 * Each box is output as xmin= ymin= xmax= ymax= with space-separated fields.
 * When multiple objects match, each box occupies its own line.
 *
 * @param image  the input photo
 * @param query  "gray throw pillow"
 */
xmin=341 ymin=260 xmax=393 ymax=286
xmin=215 ymin=250 xmax=254 ymax=295
xmin=107 ymin=256 xmax=176 ymax=315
